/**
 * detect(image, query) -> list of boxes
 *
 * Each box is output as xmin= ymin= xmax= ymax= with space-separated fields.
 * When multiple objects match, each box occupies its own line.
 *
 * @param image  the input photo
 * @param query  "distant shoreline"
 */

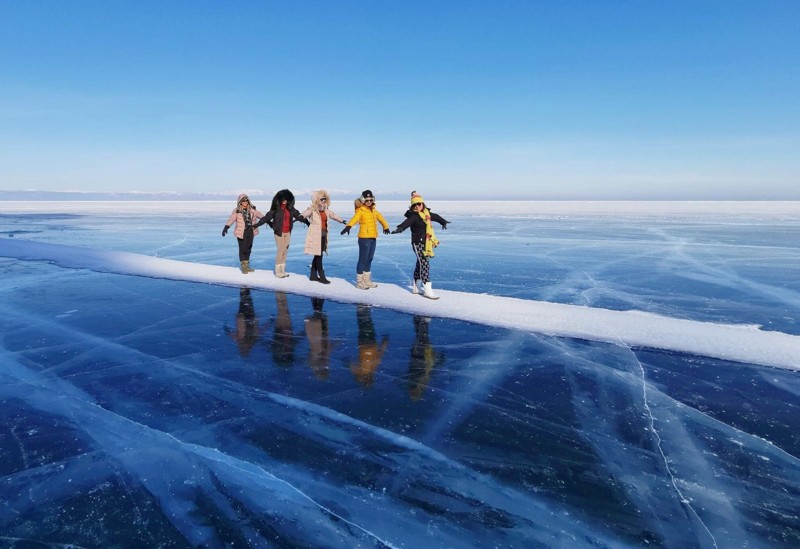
xmin=3 ymin=199 xmax=800 ymax=218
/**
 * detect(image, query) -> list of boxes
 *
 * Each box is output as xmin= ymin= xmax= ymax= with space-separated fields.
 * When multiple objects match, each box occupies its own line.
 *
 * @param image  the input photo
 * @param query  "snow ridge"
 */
xmin=2 ymin=238 xmax=798 ymax=371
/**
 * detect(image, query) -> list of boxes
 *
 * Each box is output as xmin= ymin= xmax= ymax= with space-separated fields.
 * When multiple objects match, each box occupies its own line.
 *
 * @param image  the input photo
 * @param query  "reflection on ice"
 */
xmin=407 ymin=316 xmax=445 ymax=401
xmin=224 ymin=287 xmax=262 ymax=357
xmin=350 ymin=305 xmax=390 ymax=388
xmin=305 ymin=297 xmax=335 ymax=380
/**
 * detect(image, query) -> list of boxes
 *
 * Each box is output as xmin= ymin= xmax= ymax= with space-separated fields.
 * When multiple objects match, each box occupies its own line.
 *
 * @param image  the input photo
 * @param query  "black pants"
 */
xmin=237 ymin=228 xmax=254 ymax=261
xmin=312 ymin=233 xmax=328 ymax=273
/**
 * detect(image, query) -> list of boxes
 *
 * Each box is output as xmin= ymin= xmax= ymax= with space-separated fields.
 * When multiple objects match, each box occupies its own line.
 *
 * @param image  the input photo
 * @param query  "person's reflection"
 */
xmin=305 ymin=297 xmax=335 ymax=380
xmin=408 ymin=316 xmax=445 ymax=400
xmin=349 ymin=305 xmax=389 ymax=387
xmin=224 ymin=287 xmax=263 ymax=357
xmin=270 ymin=292 xmax=297 ymax=367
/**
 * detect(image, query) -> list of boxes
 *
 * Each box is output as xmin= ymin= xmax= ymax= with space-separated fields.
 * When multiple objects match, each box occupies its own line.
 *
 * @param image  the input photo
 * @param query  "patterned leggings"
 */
xmin=412 ymin=242 xmax=430 ymax=283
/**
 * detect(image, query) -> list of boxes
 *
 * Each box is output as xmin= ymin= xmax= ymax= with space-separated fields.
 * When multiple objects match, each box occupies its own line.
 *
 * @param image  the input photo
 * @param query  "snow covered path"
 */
xmin=3 ymin=238 xmax=798 ymax=371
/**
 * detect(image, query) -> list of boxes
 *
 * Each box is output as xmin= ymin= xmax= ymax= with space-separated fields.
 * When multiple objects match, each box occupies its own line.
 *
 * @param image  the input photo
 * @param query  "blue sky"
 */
xmin=1 ymin=1 xmax=798 ymax=199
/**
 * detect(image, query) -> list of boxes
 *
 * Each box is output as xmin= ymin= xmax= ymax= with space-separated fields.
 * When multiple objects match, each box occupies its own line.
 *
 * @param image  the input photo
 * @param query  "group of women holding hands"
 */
xmin=222 ymin=189 xmax=449 ymax=299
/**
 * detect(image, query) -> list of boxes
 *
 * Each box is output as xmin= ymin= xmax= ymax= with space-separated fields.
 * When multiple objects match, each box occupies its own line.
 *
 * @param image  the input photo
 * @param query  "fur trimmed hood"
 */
xmin=310 ymin=189 xmax=332 ymax=209
xmin=270 ymin=189 xmax=296 ymax=211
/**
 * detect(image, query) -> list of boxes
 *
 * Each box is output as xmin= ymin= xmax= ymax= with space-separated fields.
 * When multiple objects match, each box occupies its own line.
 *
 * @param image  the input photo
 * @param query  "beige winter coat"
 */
xmin=302 ymin=190 xmax=344 ymax=256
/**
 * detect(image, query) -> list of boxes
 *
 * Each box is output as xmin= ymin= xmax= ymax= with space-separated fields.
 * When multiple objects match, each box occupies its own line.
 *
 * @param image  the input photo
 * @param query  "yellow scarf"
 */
xmin=418 ymin=207 xmax=439 ymax=257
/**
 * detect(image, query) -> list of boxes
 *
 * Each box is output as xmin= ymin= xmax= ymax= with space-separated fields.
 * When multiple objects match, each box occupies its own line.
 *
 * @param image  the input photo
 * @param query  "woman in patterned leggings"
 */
xmin=392 ymin=191 xmax=449 ymax=299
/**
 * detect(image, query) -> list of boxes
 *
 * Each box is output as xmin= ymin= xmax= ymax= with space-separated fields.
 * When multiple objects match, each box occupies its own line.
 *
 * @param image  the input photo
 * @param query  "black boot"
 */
xmin=318 ymin=267 xmax=331 ymax=284
xmin=309 ymin=266 xmax=319 ymax=281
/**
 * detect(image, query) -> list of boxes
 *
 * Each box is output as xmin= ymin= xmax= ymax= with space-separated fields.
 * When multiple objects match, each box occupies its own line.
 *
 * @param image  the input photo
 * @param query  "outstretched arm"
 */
xmin=391 ymin=217 xmax=413 ymax=233
xmin=292 ymin=207 xmax=310 ymax=226
xmin=431 ymin=212 xmax=449 ymax=229
xmin=254 ymin=211 xmax=275 ymax=228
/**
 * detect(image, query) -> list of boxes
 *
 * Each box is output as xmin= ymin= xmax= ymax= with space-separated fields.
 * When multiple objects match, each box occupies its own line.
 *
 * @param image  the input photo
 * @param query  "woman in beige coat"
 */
xmin=301 ymin=190 xmax=345 ymax=284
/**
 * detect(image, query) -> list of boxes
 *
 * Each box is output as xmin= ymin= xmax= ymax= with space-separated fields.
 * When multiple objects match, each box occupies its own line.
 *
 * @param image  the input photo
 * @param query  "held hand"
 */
xmin=383 ymin=228 xmax=390 ymax=235
xmin=391 ymin=228 xmax=401 ymax=234
xmin=341 ymin=226 xmax=351 ymax=235
xmin=304 ymin=219 xmax=311 ymax=227
xmin=222 ymin=226 xmax=229 ymax=237
xmin=441 ymin=221 xmax=448 ymax=230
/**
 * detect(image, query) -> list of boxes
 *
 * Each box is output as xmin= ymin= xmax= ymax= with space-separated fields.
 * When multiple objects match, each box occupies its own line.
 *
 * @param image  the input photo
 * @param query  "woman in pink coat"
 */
xmin=222 ymin=193 xmax=264 ymax=274
xmin=301 ymin=190 xmax=345 ymax=284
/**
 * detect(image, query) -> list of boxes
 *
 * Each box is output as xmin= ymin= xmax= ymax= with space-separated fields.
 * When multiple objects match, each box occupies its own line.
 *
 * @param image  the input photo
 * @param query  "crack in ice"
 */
xmin=621 ymin=341 xmax=719 ymax=549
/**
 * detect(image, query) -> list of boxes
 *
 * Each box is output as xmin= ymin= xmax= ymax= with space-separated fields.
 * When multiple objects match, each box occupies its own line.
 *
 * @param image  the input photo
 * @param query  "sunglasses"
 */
xmin=364 ymin=198 xmax=374 ymax=203
xmin=320 ymin=197 xmax=327 ymax=202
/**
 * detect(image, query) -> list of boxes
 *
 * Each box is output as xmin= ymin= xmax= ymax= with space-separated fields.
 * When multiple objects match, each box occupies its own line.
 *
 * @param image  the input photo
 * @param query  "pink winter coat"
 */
xmin=225 ymin=194 xmax=264 ymax=239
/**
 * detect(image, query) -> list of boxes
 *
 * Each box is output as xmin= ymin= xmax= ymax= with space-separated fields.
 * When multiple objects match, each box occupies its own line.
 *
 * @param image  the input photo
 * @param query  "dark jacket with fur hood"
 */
xmin=254 ymin=189 xmax=309 ymax=236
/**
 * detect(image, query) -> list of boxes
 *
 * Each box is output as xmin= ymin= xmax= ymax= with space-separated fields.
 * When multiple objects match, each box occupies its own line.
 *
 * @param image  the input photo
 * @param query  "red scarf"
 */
xmin=281 ymin=204 xmax=291 ymax=233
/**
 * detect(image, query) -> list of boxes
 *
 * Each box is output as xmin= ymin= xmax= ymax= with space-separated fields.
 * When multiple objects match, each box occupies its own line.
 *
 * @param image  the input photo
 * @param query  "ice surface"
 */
xmin=1 ymin=201 xmax=800 ymax=547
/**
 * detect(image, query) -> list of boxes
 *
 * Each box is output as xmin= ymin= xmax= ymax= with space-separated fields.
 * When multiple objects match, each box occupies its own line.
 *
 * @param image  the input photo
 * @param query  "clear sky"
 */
xmin=1 ymin=1 xmax=798 ymax=199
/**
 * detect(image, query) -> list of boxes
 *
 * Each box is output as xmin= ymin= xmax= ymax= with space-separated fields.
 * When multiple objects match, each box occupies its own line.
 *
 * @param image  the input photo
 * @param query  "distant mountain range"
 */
xmin=0 ymin=189 xmax=415 ymax=201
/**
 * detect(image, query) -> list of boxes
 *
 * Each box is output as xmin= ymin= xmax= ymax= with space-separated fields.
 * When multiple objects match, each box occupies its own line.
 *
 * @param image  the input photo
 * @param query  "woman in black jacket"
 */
xmin=254 ymin=189 xmax=309 ymax=278
xmin=392 ymin=191 xmax=449 ymax=299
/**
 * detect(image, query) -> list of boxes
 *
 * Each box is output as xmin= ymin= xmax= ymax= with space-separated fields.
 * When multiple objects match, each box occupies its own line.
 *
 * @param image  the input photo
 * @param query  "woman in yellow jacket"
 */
xmin=340 ymin=189 xmax=390 ymax=289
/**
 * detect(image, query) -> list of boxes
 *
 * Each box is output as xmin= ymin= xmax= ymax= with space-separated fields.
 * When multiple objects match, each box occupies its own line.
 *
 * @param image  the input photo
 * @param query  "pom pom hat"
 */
xmin=410 ymin=191 xmax=424 ymax=205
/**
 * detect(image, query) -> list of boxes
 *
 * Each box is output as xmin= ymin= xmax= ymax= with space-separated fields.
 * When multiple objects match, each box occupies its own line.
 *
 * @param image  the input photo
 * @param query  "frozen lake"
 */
xmin=1 ymin=200 xmax=800 ymax=547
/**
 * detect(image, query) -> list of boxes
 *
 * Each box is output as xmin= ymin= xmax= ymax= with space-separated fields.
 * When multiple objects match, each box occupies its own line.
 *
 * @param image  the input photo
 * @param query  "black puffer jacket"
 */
xmin=394 ymin=208 xmax=448 ymax=244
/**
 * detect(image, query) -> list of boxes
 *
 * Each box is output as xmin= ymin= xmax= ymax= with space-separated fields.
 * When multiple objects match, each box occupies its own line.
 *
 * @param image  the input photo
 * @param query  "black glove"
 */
xmin=391 ymin=228 xmax=401 ymax=234
xmin=441 ymin=221 xmax=448 ymax=230
xmin=303 ymin=218 xmax=311 ymax=227
xmin=341 ymin=226 xmax=351 ymax=235
xmin=383 ymin=228 xmax=390 ymax=235
xmin=222 ymin=225 xmax=229 ymax=237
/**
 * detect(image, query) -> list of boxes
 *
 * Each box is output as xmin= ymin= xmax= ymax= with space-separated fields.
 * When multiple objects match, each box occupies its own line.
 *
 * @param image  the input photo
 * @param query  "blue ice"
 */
xmin=1 ymin=203 xmax=799 ymax=547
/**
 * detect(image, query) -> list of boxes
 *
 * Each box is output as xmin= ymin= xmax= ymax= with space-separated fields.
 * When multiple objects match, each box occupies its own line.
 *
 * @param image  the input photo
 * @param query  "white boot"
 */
xmin=279 ymin=264 xmax=289 ymax=278
xmin=356 ymin=273 xmax=369 ymax=290
xmin=411 ymin=279 xmax=421 ymax=294
xmin=422 ymin=281 xmax=439 ymax=300
xmin=365 ymin=272 xmax=378 ymax=288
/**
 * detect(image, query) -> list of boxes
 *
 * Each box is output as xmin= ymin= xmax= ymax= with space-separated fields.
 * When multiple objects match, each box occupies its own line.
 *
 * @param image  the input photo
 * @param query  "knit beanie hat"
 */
xmin=361 ymin=189 xmax=374 ymax=200
xmin=410 ymin=191 xmax=424 ymax=205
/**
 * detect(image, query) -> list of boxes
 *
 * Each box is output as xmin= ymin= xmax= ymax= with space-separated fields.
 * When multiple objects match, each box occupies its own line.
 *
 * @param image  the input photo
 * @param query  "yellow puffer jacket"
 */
xmin=346 ymin=203 xmax=389 ymax=238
